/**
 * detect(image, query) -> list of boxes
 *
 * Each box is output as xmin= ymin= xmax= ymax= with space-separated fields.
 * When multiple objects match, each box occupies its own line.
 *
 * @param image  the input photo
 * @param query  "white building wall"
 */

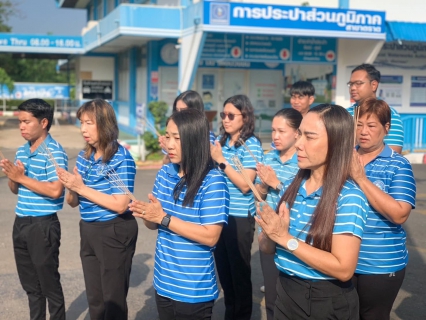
xmin=335 ymin=38 xmax=384 ymax=108
xmin=76 ymin=56 xmax=114 ymax=100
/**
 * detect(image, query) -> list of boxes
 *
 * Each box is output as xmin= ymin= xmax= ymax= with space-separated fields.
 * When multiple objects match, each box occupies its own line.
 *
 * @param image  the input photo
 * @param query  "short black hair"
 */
xmin=351 ymin=64 xmax=381 ymax=83
xmin=290 ymin=81 xmax=315 ymax=96
xmin=18 ymin=98 xmax=54 ymax=131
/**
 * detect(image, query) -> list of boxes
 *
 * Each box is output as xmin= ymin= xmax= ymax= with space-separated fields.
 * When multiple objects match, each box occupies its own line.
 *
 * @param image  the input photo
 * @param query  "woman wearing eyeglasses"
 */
xmin=210 ymin=94 xmax=263 ymax=320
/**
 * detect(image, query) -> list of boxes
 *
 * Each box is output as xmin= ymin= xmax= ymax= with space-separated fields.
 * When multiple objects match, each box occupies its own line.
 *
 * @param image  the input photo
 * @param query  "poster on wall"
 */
xmin=201 ymin=73 xmax=217 ymax=111
xmin=284 ymin=64 xmax=334 ymax=106
xmin=249 ymin=70 xmax=282 ymax=133
xmin=410 ymin=76 xmax=426 ymax=107
xmin=377 ymin=76 xmax=403 ymax=107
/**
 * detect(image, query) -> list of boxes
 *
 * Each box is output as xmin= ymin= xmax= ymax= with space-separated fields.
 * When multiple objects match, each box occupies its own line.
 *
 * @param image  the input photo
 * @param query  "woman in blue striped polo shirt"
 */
xmin=57 ymin=99 xmax=138 ymax=320
xmin=350 ymin=98 xmax=416 ymax=320
xmin=257 ymin=104 xmax=369 ymax=319
xmin=129 ymin=109 xmax=229 ymax=320
xmin=159 ymin=90 xmax=216 ymax=164
xmin=254 ymin=108 xmax=302 ymax=320
xmin=210 ymin=94 xmax=263 ymax=320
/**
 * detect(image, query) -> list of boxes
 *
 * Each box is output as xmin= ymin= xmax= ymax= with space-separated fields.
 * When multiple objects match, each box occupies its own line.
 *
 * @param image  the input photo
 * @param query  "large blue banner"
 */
xmin=1 ymin=83 xmax=71 ymax=100
xmin=204 ymin=1 xmax=386 ymax=39
xmin=0 ymin=33 xmax=84 ymax=53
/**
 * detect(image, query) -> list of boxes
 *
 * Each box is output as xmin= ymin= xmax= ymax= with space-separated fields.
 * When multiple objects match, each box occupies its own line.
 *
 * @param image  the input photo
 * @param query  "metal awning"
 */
xmin=386 ymin=21 xmax=426 ymax=42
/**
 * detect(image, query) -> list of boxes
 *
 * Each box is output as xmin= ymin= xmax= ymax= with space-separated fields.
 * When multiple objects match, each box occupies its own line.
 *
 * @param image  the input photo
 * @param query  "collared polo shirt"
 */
xmin=76 ymin=144 xmax=136 ymax=222
xmin=356 ymin=144 xmax=416 ymax=274
xmin=15 ymin=134 xmax=68 ymax=217
xmin=255 ymin=150 xmax=299 ymax=209
xmin=152 ymin=164 xmax=229 ymax=303
xmin=274 ymin=179 xmax=368 ymax=280
xmin=217 ymin=135 xmax=264 ymax=217
xmin=348 ymin=104 xmax=404 ymax=148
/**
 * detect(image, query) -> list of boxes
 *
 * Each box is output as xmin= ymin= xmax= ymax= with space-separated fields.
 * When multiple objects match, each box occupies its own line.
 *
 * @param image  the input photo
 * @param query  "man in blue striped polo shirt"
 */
xmin=0 ymin=99 xmax=68 ymax=320
xmin=347 ymin=64 xmax=404 ymax=153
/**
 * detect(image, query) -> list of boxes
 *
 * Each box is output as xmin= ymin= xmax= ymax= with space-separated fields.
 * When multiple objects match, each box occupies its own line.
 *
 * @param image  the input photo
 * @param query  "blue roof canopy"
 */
xmin=386 ymin=21 xmax=426 ymax=42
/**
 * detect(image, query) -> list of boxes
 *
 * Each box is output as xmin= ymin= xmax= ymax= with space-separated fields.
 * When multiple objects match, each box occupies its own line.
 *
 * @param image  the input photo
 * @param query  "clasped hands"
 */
xmin=256 ymin=163 xmax=280 ymax=190
xmin=255 ymin=200 xmax=291 ymax=246
xmin=0 ymin=159 xmax=25 ymax=182
xmin=129 ymin=194 xmax=165 ymax=224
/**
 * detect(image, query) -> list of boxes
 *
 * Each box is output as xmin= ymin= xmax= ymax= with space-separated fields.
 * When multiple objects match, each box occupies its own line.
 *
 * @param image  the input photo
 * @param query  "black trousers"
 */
xmin=155 ymin=291 xmax=214 ymax=320
xmin=260 ymin=250 xmax=279 ymax=320
xmin=214 ymin=214 xmax=255 ymax=320
xmin=13 ymin=213 xmax=65 ymax=320
xmin=353 ymin=269 xmax=405 ymax=320
xmin=80 ymin=214 xmax=138 ymax=320
xmin=274 ymin=272 xmax=359 ymax=320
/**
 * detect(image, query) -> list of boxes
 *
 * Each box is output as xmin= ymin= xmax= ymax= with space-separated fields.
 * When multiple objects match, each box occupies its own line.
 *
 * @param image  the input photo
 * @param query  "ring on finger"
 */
xmin=142 ymin=210 xmax=145 ymax=215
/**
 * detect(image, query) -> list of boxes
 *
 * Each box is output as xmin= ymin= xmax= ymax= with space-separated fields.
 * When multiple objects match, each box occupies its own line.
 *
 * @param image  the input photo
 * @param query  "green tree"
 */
xmin=0 ymin=0 xmax=14 ymax=32
xmin=148 ymin=100 xmax=169 ymax=126
xmin=0 ymin=67 xmax=14 ymax=97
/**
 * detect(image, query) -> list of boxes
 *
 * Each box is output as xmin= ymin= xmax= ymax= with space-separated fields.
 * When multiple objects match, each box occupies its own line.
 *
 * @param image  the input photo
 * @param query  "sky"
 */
xmin=7 ymin=0 xmax=87 ymax=36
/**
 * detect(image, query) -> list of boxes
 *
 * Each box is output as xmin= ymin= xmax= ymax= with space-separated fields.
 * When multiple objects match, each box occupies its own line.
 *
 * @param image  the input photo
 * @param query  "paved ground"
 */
xmin=1 ymin=122 xmax=426 ymax=319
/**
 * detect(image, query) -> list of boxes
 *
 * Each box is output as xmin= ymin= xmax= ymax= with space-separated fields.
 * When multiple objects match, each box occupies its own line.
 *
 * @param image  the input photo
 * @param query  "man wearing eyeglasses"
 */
xmin=347 ymin=64 xmax=404 ymax=154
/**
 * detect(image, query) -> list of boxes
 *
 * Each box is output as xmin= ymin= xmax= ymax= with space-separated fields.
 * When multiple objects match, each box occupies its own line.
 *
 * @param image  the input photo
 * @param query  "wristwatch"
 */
xmin=287 ymin=238 xmax=299 ymax=253
xmin=160 ymin=214 xmax=171 ymax=228
xmin=219 ymin=161 xmax=229 ymax=170
xmin=276 ymin=182 xmax=284 ymax=191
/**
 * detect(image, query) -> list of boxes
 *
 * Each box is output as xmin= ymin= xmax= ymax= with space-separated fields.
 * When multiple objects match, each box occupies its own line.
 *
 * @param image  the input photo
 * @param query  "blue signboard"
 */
xmin=204 ymin=1 xmax=386 ymax=40
xmin=200 ymin=33 xmax=336 ymax=64
xmin=292 ymin=37 xmax=337 ymax=62
xmin=244 ymin=35 xmax=291 ymax=61
xmin=1 ymin=83 xmax=71 ymax=100
xmin=0 ymin=33 xmax=84 ymax=53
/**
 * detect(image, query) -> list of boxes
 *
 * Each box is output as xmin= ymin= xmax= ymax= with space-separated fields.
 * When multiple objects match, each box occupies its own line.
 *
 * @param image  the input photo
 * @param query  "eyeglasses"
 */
xmin=347 ymin=81 xmax=372 ymax=88
xmin=220 ymin=112 xmax=242 ymax=120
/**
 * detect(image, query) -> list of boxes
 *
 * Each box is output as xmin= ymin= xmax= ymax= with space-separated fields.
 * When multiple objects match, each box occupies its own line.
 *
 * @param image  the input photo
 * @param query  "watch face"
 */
xmin=219 ymin=162 xmax=226 ymax=170
xmin=288 ymin=239 xmax=298 ymax=251
xmin=161 ymin=215 xmax=171 ymax=228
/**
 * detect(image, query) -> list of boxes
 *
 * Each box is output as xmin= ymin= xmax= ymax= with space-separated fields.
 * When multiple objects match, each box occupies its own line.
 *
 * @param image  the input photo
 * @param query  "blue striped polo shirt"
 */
xmin=217 ymin=135 xmax=264 ymax=217
xmin=76 ymin=144 xmax=136 ymax=222
xmin=348 ymin=104 xmax=404 ymax=148
xmin=255 ymin=150 xmax=299 ymax=209
xmin=274 ymin=179 xmax=368 ymax=280
xmin=15 ymin=134 xmax=68 ymax=217
xmin=152 ymin=164 xmax=229 ymax=303
xmin=356 ymin=144 xmax=416 ymax=274
xmin=162 ymin=131 xmax=216 ymax=155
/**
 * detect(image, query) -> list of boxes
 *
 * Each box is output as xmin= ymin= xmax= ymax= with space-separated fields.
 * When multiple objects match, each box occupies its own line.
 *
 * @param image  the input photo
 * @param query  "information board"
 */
xmin=82 ymin=80 xmax=113 ymax=100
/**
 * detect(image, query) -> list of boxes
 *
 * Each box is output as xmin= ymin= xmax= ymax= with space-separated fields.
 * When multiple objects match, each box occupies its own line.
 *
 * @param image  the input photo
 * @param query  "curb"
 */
xmin=135 ymin=161 xmax=162 ymax=170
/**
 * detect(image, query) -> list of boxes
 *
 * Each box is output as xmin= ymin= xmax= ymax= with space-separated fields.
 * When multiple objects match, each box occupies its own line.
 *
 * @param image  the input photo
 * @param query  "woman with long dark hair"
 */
xmin=129 ymin=109 xmax=229 ymax=320
xmin=210 ymin=94 xmax=263 ymax=320
xmin=257 ymin=104 xmax=369 ymax=319
xmin=159 ymin=90 xmax=215 ymax=164
xmin=350 ymin=98 xmax=416 ymax=320
xmin=56 ymin=99 xmax=138 ymax=319
xmin=254 ymin=108 xmax=302 ymax=320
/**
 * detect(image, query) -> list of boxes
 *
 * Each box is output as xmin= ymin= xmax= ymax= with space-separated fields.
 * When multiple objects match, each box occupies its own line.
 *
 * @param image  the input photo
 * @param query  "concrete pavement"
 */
xmin=1 ymin=123 xmax=426 ymax=319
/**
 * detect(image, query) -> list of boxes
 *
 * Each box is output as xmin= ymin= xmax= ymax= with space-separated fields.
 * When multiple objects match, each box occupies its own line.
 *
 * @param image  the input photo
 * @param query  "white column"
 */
xmin=178 ymin=30 xmax=206 ymax=93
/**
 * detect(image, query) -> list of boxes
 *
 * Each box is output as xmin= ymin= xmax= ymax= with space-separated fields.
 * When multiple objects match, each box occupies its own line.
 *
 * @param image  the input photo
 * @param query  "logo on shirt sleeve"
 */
xmin=373 ymin=180 xmax=385 ymax=191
